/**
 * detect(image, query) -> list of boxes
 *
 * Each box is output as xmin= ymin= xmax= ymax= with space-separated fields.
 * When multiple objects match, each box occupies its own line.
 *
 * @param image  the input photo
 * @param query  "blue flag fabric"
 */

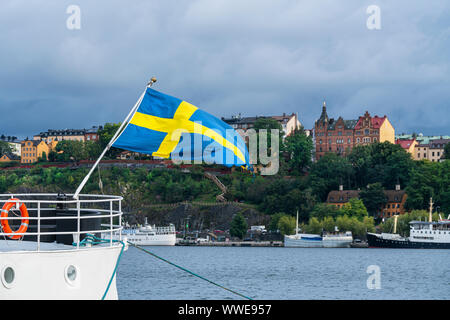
xmin=112 ymin=88 xmax=251 ymax=168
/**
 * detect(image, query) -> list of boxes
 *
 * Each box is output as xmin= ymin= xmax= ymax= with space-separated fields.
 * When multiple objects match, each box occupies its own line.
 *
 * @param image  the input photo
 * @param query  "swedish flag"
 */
xmin=113 ymin=88 xmax=250 ymax=168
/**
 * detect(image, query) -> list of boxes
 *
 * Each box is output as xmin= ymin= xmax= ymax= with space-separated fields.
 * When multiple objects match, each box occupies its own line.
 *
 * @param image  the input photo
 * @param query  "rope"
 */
xmin=128 ymin=242 xmax=253 ymax=300
xmin=73 ymin=234 xmax=126 ymax=300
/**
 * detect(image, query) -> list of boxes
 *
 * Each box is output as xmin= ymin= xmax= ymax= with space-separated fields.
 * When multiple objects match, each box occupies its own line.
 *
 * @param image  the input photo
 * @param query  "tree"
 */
xmin=269 ymin=212 xmax=287 ymax=232
xmin=308 ymin=153 xmax=355 ymax=201
xmin=277 ymin=215 xmax=296 ymax=236
xmin=85 ymin=140 xmax=102 ymax=160
xmin=55 ymin=140 xmax=86 ymax=162
xmin=310 ymin=203 xmax=341 ymax=220
xmin=303 ymin=217 xmax=322 ymax=234
xmin=443 ymin=143 xmax=450 ymax=160
xmin=322 ymin=216 xmax=336 ymax=233
xmin=0 ymin=141 xmax=11 ymax=155
xmin=339 ymin=198 xmax=369 ymax=221
xmin=404 ymin=160 xmax=441 ymax=211
xmin=99 ymin=123 xmax=122 ymax=159
xmin=283 ymin=127 xmax=314 ymax=175
xmin=348 ymin=142 xmax=414 ymax=189
xmin=359 ymin=183 xmax=387 ymax=217
xmin=230 ymin=212 xmax=248 ymax=239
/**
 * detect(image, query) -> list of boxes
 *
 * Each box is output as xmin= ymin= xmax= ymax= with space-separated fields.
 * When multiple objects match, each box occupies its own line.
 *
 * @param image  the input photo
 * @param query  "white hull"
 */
xmin=284 ymin=234 xmax=323 ymax=248
xmin=0 ymin=241 xmax=124 ymax=300
xmin=284 ymin=234 xmax=353 ymax=248
xmin=322 ymin=236 xmax=353 ymax=248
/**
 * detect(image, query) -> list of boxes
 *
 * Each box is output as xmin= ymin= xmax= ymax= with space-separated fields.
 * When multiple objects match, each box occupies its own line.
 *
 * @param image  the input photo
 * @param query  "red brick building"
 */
xmin=314 ymin=102 xmax=395 ymax=160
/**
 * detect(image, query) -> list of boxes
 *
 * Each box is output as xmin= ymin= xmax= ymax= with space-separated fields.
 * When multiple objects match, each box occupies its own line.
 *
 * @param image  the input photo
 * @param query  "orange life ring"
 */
xmin=1 ymin=198 xmax=29 ymax=240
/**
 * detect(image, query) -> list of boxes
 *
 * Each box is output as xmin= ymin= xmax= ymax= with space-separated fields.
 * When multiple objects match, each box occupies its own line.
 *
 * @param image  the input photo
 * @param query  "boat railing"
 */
xmin=0 ymin=193 xmax=123 ymax=252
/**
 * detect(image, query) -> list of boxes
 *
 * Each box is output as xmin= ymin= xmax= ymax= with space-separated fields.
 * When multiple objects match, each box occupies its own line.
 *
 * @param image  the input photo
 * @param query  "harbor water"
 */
xmin=116 ymin=246 xmax=449 ymax=300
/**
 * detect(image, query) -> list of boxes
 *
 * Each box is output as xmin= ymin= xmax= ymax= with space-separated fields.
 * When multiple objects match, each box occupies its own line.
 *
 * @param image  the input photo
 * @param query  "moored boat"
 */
xmin=0 ymin=193 xmax=127 ymax=300
xmin=108 ymin=218 xmax=176 ymax=246
xmin=367 ymin=198 xmax=450 ymax=249
xmin=284 ymin=211 xmax=353 ymax=248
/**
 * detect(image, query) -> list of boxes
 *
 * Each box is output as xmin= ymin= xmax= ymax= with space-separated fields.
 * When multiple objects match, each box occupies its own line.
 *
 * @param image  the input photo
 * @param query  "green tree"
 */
xmin=55 ymin=140 xmax=86 ymax=162
xmin=0 ymin=141 xmax=11 ymax=155
xmin=230 ymin=212 xmax=248 ymax=239
xmin=308 ymin=153 xmax=355 ymax=201
xmin=322 ymin=216 xmax=336 ymax=233
xmin=303 ymin=217 xmax=322 ymax=234
xmin=310 ymin=203 xmax=340 ymax=220
xmin=359 ymin=183 xmax=387 ymax=217
xmin=348 ymin=142 xmax=414 ymax=189
xmin=277 ymin=215 xmax=297 ymax=236
xmin=99 ymin=123 xmax=122 ymax=159
xmin=269 ymin=212 xmax=288 ymax=232
xmin=85 ymin=140 xmax=102 ymax=160
xmin=443 ymin=143 xmax=450 ymax=160
xmin=283 ymin=127 xmax=314 ymax=175
xmin=339 ymin=198 xmax=369 ymax=220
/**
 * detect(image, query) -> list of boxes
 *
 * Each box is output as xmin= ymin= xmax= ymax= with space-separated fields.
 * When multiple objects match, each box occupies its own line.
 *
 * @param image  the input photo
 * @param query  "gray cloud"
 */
xmin=0 ymin=0 xmax=449 ymax=138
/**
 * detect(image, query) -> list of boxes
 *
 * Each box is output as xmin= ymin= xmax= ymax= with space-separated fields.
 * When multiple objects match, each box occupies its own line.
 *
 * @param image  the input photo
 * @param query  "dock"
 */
xmin=176 ymin=241 xmax=284 ymax=247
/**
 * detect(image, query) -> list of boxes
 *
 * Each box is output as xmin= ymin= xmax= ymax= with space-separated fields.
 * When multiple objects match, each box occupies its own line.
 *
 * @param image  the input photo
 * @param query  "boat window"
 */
xmin=1 ymin=266 xmax=15 ymax=288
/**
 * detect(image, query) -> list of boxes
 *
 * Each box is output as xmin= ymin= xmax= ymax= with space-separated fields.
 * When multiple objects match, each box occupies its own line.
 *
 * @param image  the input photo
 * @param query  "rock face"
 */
xmin=130 ymin=203 xmax=270 ymax=232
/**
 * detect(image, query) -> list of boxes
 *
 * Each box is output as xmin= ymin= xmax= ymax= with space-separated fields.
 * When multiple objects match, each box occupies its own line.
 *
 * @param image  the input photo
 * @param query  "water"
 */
xmin=116 ymin=246 xmax=450 ymax=300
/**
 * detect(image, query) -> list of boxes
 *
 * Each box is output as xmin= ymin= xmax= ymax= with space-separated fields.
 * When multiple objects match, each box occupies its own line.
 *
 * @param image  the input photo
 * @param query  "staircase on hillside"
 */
xmin=204 ymin=172 xmax=227 ymax=202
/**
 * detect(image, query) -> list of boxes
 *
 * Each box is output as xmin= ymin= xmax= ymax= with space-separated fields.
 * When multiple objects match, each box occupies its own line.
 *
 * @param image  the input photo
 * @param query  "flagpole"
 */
xmin=72 ymin=78 xmax=157 ymax=200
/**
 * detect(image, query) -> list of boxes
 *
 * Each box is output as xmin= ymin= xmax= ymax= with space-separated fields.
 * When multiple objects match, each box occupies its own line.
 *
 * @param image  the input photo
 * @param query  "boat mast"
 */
xmin=296 ymin=210 xmax=299 ymax=236
xmin=393 ymin=215 xmax=398 ymax=234
xmin=429 ymin=197 xmax=434 ymax=223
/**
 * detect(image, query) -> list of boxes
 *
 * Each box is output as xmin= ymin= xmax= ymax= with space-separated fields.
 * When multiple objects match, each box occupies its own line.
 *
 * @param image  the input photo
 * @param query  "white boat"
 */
xmin=367 ymin=198 xmax=450 ymax=249
xmin=284 ymin=211 xmax=353 ymax=248
xmin=0 ymin=193 xmax=127 ymax=300
xmin=110 ymin=218 xmax=176 ymax=246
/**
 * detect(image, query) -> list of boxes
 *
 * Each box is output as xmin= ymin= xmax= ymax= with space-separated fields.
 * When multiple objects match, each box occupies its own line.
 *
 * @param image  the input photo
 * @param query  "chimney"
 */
xmin=339 ymin=185 xmax=343 ymax=191
xmin=395 ymin=184 xmax=401 ymax=191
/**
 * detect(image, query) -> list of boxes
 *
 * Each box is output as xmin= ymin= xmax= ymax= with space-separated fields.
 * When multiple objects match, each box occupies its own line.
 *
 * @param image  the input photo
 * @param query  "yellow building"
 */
xmin=354 ymin=112 xmax=395 ymax=146
xmin=0 ymin=153 xmax=20 ymax=162
xmin=396 ymin=139 xmax=418 ymax=155
xmin=327 ymin=185 xmax=408 ymax=219
xmin=21 ymin=140 xmax=55 ymax=164
xmin=414 ymin=139 xmax=450 ymax=162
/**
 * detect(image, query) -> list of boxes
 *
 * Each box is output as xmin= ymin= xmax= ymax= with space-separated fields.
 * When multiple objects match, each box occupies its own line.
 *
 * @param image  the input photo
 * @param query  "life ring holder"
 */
xmin=1 ymin=198 xmax=29 ymax=240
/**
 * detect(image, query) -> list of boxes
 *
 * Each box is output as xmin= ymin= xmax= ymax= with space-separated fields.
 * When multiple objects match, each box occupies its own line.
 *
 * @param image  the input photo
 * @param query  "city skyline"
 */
xmin=0 ymin=1 xmax=449 ymax=138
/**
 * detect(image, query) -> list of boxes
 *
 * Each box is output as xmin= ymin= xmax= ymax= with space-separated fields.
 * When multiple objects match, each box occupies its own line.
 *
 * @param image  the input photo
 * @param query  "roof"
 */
xmin=396 ymin=139 xmax=416 ymax=150
xmin=397 ymin=135 xmax=450 ymax=145
xmin=327 ymin=118 xmax=358 ymax=130
xmin=354 ymin=112 xmax=387 ymax=130
xmin=222 ymin=114 xmax=297 ymax=125
xmin=1 ymin=153 xmax=20 ymax=160
xmin=327 ymin=190 xmax=360 ymax=203
xmin=21 ymin=140 xmax=43 ymax=146
xmin=327 ymin=189 xmax=406 ymax=204
xmin=429 ymin=139 xmax=450 ymax=149
xmin=384 ymin=190 xmax=406 ymax=203
xmin=36 ymin=126 xmax=102 ymax=138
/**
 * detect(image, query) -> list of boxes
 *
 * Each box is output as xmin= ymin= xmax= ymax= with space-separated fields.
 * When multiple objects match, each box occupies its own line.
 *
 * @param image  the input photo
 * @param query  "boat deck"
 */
xmin=0 ymin=240 xmax=118 ymax=253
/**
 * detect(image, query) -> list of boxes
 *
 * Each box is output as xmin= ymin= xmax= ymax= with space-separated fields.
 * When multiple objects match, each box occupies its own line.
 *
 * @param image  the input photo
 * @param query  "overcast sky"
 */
xmin=0 ymin=0 xmax=449 ymax=139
